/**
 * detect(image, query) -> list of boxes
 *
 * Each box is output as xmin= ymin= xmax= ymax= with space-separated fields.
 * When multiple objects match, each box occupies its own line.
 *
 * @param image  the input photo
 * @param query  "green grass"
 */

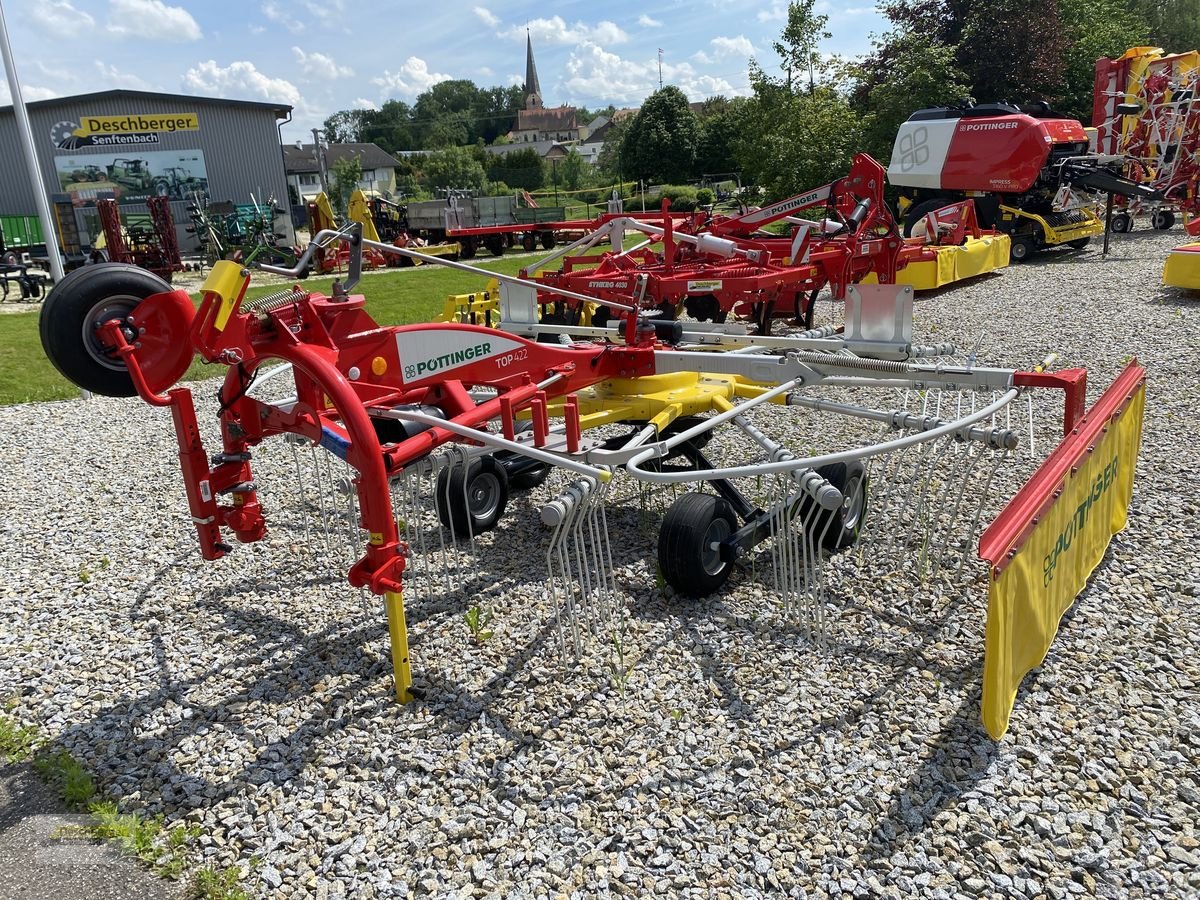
xmin=0 ymin=254 xmax=531 ymax=407
xmin=0 ymin=708 xmax=241 ymax=898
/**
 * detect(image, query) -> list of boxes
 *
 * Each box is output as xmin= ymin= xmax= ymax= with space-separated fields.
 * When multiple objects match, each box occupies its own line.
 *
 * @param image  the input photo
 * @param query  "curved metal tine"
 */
xmin=583 ymin=477 xmax=617 ymax=632
xmin=954 ymin=447 xmax=1007 ymax=581
xmin=309 ymin=446 xmax=335 ymax=548
xmin=543 ymin=503 xmax=575 ymax=656
xmin=899 ymin=437 xmax=941 ymax=572
xmin=287 ymin=439 xmax=313 ymax=543
xmin=548 ymin=488 xmax=585 ymax=656
xmin=928 ymin=438 xmax=988 ymax=575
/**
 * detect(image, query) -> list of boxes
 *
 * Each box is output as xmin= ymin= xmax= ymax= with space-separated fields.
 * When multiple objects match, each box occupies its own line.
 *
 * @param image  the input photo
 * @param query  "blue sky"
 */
xmin=1 ymin=0 xmax=888 ymax=142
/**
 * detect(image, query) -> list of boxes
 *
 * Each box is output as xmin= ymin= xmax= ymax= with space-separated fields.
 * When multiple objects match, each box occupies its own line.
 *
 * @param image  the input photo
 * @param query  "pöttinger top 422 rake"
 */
xmin=38 ymin=226 xmax=1146 ymax=737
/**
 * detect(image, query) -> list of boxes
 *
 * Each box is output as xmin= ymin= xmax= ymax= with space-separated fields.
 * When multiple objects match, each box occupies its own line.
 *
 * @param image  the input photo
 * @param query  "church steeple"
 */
xmin=524 ymin=30 xmax=543 ymax=110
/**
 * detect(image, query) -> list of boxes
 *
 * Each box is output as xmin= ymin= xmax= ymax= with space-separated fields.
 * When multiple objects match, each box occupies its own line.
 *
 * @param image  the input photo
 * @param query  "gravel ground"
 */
xmin=1 ymin=229 xmax=1198 ymax=899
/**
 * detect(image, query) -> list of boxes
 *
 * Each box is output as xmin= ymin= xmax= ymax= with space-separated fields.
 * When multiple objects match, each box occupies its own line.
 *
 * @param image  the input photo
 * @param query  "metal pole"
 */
xmin=0 ymin=0 xmax=64 ymax=282
xmin=1102 ymin=191 xmax=1114 ymax=257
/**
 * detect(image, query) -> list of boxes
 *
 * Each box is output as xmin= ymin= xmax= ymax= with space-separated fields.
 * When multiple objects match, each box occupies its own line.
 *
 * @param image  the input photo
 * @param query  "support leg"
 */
xmin=385 ymin=590 xmax=415 ymax=703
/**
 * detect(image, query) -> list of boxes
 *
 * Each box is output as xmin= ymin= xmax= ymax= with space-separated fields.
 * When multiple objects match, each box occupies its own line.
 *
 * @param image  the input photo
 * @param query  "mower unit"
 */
xmin=38 ymin=228 xmax=1146 ymax=738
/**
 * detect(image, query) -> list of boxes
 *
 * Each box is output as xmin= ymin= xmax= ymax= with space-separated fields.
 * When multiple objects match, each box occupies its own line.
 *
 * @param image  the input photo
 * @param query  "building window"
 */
xmin=300 ymin=174 xmax=318 ymax=186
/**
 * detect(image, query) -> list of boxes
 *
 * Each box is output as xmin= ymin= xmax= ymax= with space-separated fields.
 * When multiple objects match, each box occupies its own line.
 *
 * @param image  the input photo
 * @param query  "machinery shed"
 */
xmin=0 ymin=89 xmax=292 ymax=256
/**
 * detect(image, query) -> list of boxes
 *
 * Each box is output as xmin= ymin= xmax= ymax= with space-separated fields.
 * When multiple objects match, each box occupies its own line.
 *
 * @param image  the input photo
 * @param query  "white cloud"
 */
xmin=300 ymin=0 xmax=346 ymax=28
xmin=0 ymin=84 xmax=60 ymax=105
xmin=95 ymin=62 xmax=152 ymax=90
xmin=637 ymin=14 xmax=661 ymax=27
xmin=564 ymin=43 xmax=741 ymax=105
xmin=29 ymin=1 xmax=96 ymax=37
xmin=370 ymin=57 xmax=452 ymax=97
xmin=292 ymin=47 xmax=354 ymax=80
xmin=262 ymin=2 xmax=303 ymax=34
xmin=352 ymin=98 xmax=377 ymax=110
xmin=757 ymin=0 xmax=787 ymax=22
xmin=473 ymin=6 xmax=499 ymax=27
xmin=182 ymin=60 xmax=300 ymax=106
xmin=501 ymin=16 xmax=628 ymax=46
xmin=106 ymin=0 xmax=202 ymax=41
xmin=711 ymin=36 xmax=754 ymax=59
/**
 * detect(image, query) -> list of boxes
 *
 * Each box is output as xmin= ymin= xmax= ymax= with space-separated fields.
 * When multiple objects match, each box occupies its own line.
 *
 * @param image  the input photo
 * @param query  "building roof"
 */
xmin=515 ymin=106 xmax=578 ymax=134
xmin=0 ymin=89 xmax=291 ymax=118
xmin=483 ymin=140 xmax=576 ymax=159
xmin=282 ymin=142 xmax=403 ymax=174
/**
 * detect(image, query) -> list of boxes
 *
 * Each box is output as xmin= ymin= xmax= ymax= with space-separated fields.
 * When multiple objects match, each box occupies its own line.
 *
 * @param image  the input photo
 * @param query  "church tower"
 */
xmin=524 ymin=31 xmax=543 ymax=110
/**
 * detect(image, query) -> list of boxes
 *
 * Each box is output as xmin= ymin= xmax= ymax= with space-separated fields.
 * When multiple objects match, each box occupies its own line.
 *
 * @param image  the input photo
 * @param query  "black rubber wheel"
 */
xmin=436 ymin=456 xmax=509 ymax=538
xmin=39 ymin=263 xmax=172 ymax=397
xmin=522 ymin=233 xmax=537 ymax=252
xmin=501 ymin=422 xmax=552 ymax=490
xmin=802 ymin=461 xmax=869 ymax=552
xmin=1009 ymin=236 xmax=1036 ymax=262
xmin=1151 ymin=209 xmax=1176 ymax=231
xmin=683 ymin=294 xmax=721 ymax=322
xmin=902 ymin=198 xmax=952 ymax=238
xmin=540 ymin=231 xmax=556 ymax=250
xmin=658 ymin=493 xmax=738 ymax=596
xmin=459 ymin=239 xmax=476 ymax=260
xmin=1067 ymin=237 xmax=1091 ymax=250
xmin=1110 ymin=212 xmax=1133 ymax=234
xmin=485 ymin=235 xmax=506 ymax=257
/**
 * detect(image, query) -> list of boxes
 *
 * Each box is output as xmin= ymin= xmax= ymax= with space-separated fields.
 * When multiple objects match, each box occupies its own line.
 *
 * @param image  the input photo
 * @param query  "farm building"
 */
xmin=0 ymin=89 xmax=292 ymax=255
xmin=282 ymin=142 xmax=405 ymax=203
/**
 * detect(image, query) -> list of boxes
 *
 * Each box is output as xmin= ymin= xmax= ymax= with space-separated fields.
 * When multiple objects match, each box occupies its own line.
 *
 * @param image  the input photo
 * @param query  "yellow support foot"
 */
xmin=385 ymin=590 xmax=415 ymax=703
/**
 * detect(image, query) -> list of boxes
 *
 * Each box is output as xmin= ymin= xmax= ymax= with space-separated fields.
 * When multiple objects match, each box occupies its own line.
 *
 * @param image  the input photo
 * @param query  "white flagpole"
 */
xmin=0 ymin=0 xmax=65 ymax=282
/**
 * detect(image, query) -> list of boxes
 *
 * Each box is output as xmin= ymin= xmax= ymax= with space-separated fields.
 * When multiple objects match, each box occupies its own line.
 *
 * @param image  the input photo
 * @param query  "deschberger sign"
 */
xmin=51 ymin=113 xmax=199 ymax=150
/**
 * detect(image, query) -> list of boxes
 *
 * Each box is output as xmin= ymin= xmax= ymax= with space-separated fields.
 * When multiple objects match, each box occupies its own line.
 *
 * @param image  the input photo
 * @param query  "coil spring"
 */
xmin=244 ymin=286 xmax=309 ymax=314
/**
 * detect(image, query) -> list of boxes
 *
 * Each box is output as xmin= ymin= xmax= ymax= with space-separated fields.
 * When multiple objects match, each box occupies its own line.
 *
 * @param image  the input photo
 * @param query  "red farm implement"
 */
xmin=37 ymin=227 xmax=1145 ymax=738
xmin=524 ymin=155 xmax=1004 ymax=333
xmin=96 ymin=196 xmax=183 ymax=282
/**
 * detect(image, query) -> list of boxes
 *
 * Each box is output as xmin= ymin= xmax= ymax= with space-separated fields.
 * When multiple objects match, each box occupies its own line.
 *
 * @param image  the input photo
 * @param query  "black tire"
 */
xmin=154 ymin=180 xmax=170 ymax=197
xmin=459 ymin=239 xmax=476 ymax=260
xmin=436 ymin=456 xmax=509 ymax=538
xmin=501 ymin=422 xmax=552 ymax=490
xmin=1110 ymin=212 xmax=1132 ymax=234
xmin=683 ymin=294 xmax=721 ymax=322
xmin=1067 ymin=237 xmax=1091 ymax=250
xmin=658 ymin=493 xmax=738 ymax=597
xmin=540 ymin=231 xmax=556 ymax=250
xmin=902 ymin=198 xmax=952 ymax=238
xmin=803 ymin=461 xmax=869 ymax=552
xmin=485 ymin=235 xmax=505 ymax=257
xmin=1009 ymin=236 xmax=1036 ymax=262
xmin=521 ymin=233 xmax=537 ymax=252
xmin=1151 ymin=209 xmax=1176 ymax=231
xmin=39 ymin=263 xmax=172 ymax=396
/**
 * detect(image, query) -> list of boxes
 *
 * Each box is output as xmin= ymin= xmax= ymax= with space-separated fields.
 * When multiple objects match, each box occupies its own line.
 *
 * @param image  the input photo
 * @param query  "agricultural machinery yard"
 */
xmin=0 ymin=227 xmax=1197 ymax=898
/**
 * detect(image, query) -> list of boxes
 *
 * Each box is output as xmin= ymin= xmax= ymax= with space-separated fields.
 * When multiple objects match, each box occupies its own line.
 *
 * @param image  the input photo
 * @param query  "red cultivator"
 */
xmin=38 ymin=228 xmax=1144 ymax=737
xmin=527 ymin=155 xmax=997 ymax=333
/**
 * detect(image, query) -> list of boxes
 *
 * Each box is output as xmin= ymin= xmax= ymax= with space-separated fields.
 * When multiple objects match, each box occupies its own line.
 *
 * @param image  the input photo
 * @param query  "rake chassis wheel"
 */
xmin=436 ymin=456 xmax=510 ymax=539
xmin=658 ymin=492 xmax=739 ymax=597
xmin=39 ymin=263 xmax=178 ymax=397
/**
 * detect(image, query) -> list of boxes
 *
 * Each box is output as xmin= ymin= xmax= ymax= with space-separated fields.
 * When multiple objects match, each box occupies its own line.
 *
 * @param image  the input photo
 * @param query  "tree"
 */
xmin=596 ymin=117 xmax=630 ymax=181
xmin=620 ymin=86 xmax=700 ymax=183
xmin=329 ymin=156 xmax=362 ymax=216
xmin=1129 ymin=0 xmax=1200 ymax=53
xmin=772 ymin=0 xmax=832 ymax=93
xmin=323 ymin=109 xmax=366 ymax=144
xmin=485 ymin=148 xmax=545 ymax=190
xmin=851 ymin=33 xmax=970 ymax=162
xmin=558 ymin=148 xmax=590 ymax=192
xmin=418 ymin=146 xmax=487 ymax=193
xmin=1058 ymin=0 xmax=1149 ymax=121
xmin=736 ymin=86 xmax=860 ymax=200
xmin=695 ymin=97 xmax=748 ymax=176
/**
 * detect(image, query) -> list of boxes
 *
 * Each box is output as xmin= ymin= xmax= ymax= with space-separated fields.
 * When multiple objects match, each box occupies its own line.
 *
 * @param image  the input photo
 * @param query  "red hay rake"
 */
xmin=38 ymin=226 xmax=1145 ymax=737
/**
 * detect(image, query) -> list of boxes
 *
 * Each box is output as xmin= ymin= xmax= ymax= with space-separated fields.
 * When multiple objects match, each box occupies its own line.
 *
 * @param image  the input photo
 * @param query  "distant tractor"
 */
xmin=158 ymin=167 xmax=207 ymax=199
xmin=68 ymin=165 xmax=107 ymax=184
xmin=106 ymin=158 xmax=163 ymax=195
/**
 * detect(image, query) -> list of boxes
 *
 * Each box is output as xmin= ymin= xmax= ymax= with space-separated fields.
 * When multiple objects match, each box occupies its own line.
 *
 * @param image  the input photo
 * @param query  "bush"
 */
xmin=696 ymin=188 xmax=716 ymax=206
xmin=646 ymin=185 xmax=700 ymax=211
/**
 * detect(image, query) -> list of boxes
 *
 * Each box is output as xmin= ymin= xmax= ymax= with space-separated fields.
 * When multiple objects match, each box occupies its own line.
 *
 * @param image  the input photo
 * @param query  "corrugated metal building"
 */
xmin=0 ymin=89 xmax=292 ymax=254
